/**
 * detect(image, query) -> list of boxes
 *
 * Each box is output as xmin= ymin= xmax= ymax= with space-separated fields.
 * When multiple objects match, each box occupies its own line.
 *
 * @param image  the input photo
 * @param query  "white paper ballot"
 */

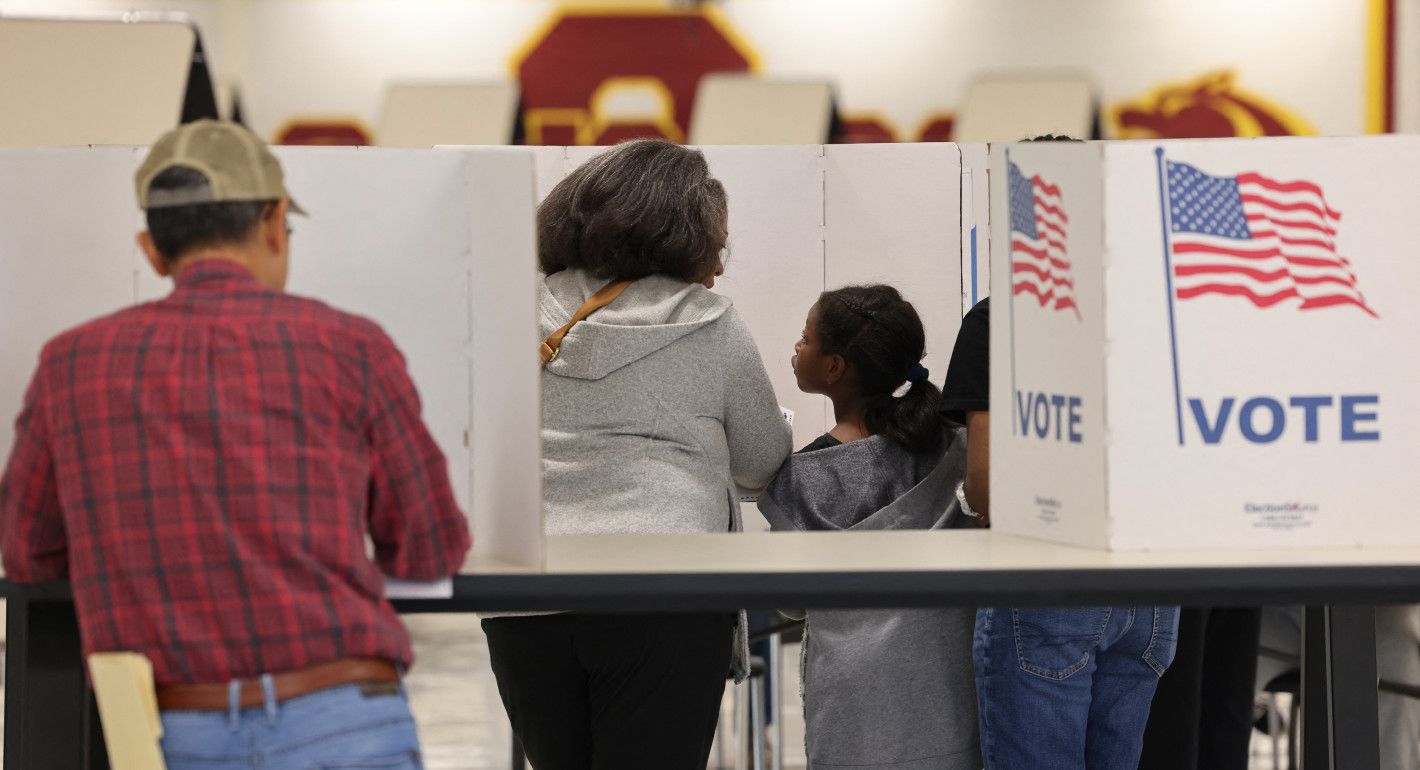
xmin=384 ymin=576 xmax=454 ymax=600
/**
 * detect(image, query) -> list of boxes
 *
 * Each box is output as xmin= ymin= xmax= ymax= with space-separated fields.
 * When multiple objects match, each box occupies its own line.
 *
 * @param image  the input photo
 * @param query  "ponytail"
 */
xmin=862 ymin=378 xmax=945 ymax=453
xmin=815 ymin=285 xmax=948 ymax=454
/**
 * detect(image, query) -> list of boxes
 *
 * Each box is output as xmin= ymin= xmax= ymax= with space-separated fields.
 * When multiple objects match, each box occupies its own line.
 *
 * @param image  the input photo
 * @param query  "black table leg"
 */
xmin=3 ymin=595 xmax=28 ymax=769
xmin=4 ymin=596 xmax=101 ymax=769
xmin=1300 ymin=605 xmax=1380 ymax=770
xmin=1302 ymin=605 xmax=1330 ymax=769
xmin=1326 ymin=605 xmax=1378 ymax=770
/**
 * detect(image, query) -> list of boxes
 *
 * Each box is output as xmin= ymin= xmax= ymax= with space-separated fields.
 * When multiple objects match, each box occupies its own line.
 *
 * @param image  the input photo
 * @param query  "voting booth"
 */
xmin=991 ymin=136 xmax=1420 ymax=550
xmin=687 ymin=75 xmax=835 ymax=145
xmin=376 ymin=81 xmax=521 ymax=147
xmin=0 ymin=16 xmax=198 ymax=146
xmin=0 ymin=145 xmax=543 ymax=568
xmin=954 ymin=74 xmax=1095 ymax=143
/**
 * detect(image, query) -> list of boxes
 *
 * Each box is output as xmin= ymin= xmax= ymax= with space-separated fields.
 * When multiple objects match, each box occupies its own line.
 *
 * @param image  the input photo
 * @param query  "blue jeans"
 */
xmin=159 ymin=679 xmax=424 ymax=769
xmin=974 ymin=606 xmax=1180 ymax=770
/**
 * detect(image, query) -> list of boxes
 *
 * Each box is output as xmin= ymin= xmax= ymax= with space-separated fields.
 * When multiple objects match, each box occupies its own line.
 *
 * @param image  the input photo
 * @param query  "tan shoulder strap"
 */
xmin=540 ymin=280 xmax=633 ymax=367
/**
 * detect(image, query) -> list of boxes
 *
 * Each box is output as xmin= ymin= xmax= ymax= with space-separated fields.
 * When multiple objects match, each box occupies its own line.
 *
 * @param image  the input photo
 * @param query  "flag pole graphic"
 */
xmin=1154 ymin=147 xmax=1186 ymax=446
xmin=1006 ymin=148 xmax=1019 ymax=436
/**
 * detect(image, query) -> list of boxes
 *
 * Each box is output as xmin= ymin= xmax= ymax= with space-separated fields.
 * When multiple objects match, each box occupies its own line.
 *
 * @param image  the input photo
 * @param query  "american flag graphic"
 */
xmin=1165 ymin=160 xmax=1378 ymax=317
xmin=1009 ymin=159 xmax=1080 ymax=319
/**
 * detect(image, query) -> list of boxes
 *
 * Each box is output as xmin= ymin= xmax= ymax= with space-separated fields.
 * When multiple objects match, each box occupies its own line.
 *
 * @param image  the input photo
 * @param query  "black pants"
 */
xmin=1138 ymin=606 xmax=1263 ymax=770
xmin=483 ymin=612 xmax=735 ymax=770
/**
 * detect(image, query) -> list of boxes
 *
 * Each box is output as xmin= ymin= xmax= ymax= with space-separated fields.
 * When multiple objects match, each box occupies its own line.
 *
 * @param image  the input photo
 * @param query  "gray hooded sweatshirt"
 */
xmin=520 ymin=268 xmax=792 ymax=676
xmin=540 ymin=268 xmax=792 ymax=537
xmin=758 ymin=428 xmax=981 ymax=770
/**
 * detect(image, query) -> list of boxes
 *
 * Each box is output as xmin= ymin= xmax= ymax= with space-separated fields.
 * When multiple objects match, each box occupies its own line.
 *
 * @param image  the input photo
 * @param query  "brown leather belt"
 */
xmin=157 ymin=657 xmax=399 ymax=711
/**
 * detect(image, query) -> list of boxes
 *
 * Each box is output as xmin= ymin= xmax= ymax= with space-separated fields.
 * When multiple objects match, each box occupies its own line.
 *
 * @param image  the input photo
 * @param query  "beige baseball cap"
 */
xmin=135 ymin=119 xmax=305 ymax=214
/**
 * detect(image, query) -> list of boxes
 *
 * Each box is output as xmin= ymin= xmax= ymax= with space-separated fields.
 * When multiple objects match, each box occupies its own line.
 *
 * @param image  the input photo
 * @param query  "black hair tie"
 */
xmin=906 ymin=363 xmax=929 ymax=383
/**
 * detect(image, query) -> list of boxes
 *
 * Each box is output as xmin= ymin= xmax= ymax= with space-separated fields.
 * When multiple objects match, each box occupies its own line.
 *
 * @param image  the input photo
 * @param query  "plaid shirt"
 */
xmin=0 ymin=259 xmax=470 ymax=685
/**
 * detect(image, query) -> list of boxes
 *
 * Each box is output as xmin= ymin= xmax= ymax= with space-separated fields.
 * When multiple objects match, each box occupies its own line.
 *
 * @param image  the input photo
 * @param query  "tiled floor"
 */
xmin=403 ymin=614 xmax=511 ymax=770
xmin=0 ymin=610 xmax=1293 ymax=769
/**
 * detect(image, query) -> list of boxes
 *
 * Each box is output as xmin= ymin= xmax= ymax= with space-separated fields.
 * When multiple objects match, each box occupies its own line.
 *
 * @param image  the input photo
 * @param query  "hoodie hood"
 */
xmin=759 ymin=427 xmax=968 ymax=533
xmin=539 ymin=268 xmax=732 ymax=381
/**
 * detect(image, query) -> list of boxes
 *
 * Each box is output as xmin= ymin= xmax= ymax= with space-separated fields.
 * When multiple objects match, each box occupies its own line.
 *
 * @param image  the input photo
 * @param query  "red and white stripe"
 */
xmin=1011 ymin=175 xmax=1081 ymax=319
xmin=1173 ymin=173 xmax=1377 ymax=317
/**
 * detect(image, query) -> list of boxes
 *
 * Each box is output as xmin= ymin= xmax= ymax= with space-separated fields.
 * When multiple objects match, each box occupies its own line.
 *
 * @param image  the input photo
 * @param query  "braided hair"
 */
xmin=814 ymin=285 xmax=947 ymax=453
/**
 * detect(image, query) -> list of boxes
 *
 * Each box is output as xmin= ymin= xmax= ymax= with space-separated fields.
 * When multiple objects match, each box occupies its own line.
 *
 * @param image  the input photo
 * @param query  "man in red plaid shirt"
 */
xmin=0 ymin=120 xmax=471 ymax=768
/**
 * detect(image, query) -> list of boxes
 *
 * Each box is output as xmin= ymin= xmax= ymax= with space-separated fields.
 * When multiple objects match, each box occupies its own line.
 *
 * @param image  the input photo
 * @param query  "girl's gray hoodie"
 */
xmin=758 ymin=429 xmax=981 ymax=770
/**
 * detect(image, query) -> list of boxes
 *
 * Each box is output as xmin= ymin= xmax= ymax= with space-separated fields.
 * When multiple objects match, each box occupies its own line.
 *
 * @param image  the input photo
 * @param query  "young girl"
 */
xmin=759 ymin=284 xmax=980 ymax=770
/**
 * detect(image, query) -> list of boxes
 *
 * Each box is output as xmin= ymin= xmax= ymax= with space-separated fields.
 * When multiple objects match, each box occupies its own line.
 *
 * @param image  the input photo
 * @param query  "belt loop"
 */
xmin=226 ymin=680 xmax=241 ymax=732
xmin=260 ymin=673 xmax=278 ymax=725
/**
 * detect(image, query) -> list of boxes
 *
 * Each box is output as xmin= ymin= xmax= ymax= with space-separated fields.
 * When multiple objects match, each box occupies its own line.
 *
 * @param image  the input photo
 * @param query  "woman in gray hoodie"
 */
xmin=481 ymin=139 xmax=792 ymax=770
xmin=759 ymin=285 xmax=980 ymax=770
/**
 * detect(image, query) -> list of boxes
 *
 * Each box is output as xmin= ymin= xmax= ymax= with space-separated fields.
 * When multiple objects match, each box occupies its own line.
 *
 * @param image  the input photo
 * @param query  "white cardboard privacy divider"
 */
xmin=451 ymin=147 xmax=544 ymax=570
xmin=527 ymin=145 xmax=571 ymax=202
xmin=690 ymin=145 xmax=833 ymax=443
xmin=0 ymin=146 xmax=543 ymax=569
xmin=954 ymin=75 xmax=1095 ymax=144
xmin=824 ymin=143 xmax=962 ymax=386
xmin=377 ymin=81 xmax=521 ymax=148
xmin=688 ymin=75 xmax=835 ymax=145
xmin=959 ymin=143 xmax=992 ymax=309
xmin=0 ymin=17 xmax=194 ymax=146
xmin=991 ymin=137 xmax=1420 ymax=550
xmin=0 ymin=147 xmax=146 ymax=461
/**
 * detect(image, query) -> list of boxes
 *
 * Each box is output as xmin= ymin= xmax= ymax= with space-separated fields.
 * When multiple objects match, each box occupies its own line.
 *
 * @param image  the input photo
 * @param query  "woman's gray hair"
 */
xmin=538 ymin=138 xmax=728 ymax=283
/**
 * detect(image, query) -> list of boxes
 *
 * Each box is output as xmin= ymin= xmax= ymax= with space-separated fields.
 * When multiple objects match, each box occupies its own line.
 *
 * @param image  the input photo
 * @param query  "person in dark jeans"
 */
xmin=942 ymin=296 xmax=1179 ymax=769
xmin=1139 ymin=607 xmax=1263 ymax=770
